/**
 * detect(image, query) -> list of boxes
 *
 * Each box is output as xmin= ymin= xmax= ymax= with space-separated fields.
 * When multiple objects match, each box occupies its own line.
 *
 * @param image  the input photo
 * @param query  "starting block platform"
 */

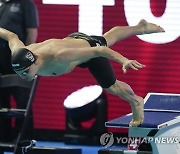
xmin=104 ymin=93 xmax=180 ymax=154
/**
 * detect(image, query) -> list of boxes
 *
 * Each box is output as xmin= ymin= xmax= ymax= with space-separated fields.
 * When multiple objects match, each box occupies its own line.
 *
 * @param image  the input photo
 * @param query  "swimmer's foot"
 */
xmin=129 ymin=96 xmax=144 ymax=127
xmin=137 ymin=19 xmax=165 ymax=34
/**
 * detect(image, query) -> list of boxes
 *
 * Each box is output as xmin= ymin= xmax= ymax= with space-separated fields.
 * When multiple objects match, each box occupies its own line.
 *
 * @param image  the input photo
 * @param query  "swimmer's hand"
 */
xmin=122 ymin=59 xmax=145 ymax=73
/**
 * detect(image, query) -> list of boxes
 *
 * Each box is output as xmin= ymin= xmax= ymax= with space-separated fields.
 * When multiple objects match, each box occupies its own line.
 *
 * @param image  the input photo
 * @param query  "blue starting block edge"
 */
xmin=105 ymin=93 xmax=180 ymax=129
xmin=144 ymin=109 xmax=180 ymax=113
xmin=144 ymin=92 xmax=180 ymax=111
xmin=105 ymin=111 xmax=180 ymax=129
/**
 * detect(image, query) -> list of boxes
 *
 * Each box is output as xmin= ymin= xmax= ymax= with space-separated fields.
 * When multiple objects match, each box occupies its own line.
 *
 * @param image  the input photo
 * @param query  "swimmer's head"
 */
xmin=11 ymin=48 xmax=37 ymax=72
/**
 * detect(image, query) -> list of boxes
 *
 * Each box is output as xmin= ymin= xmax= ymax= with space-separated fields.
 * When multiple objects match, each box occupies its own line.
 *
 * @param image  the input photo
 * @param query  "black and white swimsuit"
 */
xmin=68 ymin=32 xmax=116 ymax=88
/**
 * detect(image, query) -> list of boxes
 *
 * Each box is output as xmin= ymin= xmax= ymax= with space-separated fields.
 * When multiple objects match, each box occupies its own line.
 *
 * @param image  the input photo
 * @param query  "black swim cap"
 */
xmin=11 ymin=48 xmax=37 ymax=71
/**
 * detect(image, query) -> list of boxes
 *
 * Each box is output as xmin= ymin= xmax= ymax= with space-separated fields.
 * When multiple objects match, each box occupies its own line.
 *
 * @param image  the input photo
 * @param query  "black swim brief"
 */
xmin=68 ymin=32 xmax=116 ymax=88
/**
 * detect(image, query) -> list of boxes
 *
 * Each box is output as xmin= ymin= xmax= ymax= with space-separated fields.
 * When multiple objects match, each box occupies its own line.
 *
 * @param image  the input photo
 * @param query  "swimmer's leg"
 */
xmin=103 ymin=19 xmax=165 ymax=47
xmin=105 ymin=80 xmax=144 ymax=127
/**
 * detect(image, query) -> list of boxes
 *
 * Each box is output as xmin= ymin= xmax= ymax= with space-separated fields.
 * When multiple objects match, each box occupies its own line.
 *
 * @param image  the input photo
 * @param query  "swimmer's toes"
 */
xmin=129 ymin=119 xmax=143 ymax=127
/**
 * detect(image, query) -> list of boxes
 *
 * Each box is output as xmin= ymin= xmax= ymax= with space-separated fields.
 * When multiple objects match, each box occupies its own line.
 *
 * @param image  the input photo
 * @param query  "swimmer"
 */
xmin=0 ymin=19 xmax=165 ymax=127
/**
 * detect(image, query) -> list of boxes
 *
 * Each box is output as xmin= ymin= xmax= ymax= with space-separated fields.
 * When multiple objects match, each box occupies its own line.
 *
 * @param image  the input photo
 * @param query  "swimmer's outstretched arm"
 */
xmin=0 ymin=28 xmax=25 ymax=53
xmin=55 ymin=46 xmax=145 ymax=73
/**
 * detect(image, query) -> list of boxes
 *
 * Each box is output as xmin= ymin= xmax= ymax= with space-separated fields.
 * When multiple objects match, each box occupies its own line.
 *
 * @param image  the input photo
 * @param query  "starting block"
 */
xmin=105 ymin=93 xmax=180 ymax=154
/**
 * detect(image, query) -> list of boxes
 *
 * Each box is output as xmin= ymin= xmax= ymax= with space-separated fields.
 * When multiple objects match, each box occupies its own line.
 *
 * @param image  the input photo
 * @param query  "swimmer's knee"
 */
xmin=105 ymin=80 xmax=135 ymax=96
xmin=105 ymin=80 xmax=118 ymax=94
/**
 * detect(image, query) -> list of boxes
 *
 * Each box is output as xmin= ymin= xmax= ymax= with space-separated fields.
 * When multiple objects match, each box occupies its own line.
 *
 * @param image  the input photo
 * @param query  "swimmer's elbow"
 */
xmin=96 ymin=46 xmax=104 ymax=54
xmin=4 ymin=29 xmax=18 ymax=41
xmin=9 ymin=33 xmax=18 ymax=40
xmin=96 ymin=46 xmax=109 ymax=57
xmin=0 ymin=28 xmax=18 ymax=41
